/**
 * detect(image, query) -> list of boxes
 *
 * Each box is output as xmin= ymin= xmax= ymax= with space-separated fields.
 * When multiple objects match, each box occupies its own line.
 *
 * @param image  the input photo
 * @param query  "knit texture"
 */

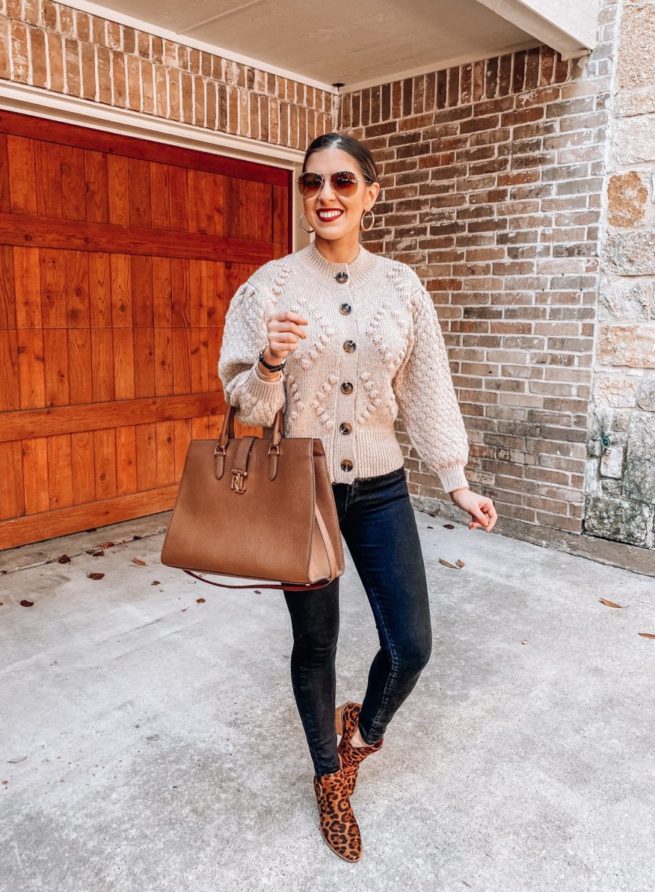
xmin=218 ymin=240 xmax=469 ymax=491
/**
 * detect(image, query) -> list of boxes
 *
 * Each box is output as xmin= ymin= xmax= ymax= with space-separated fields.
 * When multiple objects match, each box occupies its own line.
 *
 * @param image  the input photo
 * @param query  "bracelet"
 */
xmin=258 ymin=350 xmax=286 ymax=372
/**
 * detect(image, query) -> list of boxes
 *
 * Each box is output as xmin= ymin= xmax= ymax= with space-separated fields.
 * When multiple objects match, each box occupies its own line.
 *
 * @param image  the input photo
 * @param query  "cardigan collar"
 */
xmin=297 ymin=239 xmax=378 ymax=288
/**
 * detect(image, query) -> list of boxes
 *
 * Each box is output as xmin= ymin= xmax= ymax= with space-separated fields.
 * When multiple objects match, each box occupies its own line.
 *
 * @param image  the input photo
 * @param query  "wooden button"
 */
xmin=335 ymin=271 xmax=348 ymax=284
xmin=340 ymin=459 xmax=353 ymax=471
xmin=339 ymin=422 xmax=352 ymax=435
xmin=343 ymin=339 xmax=356 ymax=353
xmin=339 ymin=303 xmax=352 ymax=315
xmin=340 ymin=382 xmax=353 ymax=394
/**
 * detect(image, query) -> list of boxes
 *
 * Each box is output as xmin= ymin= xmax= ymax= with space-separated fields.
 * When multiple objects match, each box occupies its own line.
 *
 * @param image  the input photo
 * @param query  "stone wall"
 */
xmin=339 ymin=1 xmax=619 ymax=536
xmin=0 ymin=0 xmax=336 ymax=146
xmin=586 ymin=0 xmax=655 ymax=549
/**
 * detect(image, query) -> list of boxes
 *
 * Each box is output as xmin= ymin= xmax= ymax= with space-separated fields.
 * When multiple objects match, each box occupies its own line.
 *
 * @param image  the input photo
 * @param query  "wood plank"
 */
xmin=91 ymin=327 xmax=115 ymax=402
xmin=0 ymin=391 xmax=225 ymax=442
xmin=172 ymin=327 xmax=191 ymax=395
xmin=135 ymin=422 xmax=157 ymax=490
xmin=21 ymin=437 xmax=49 ymax=514
xmin=16 ymin=328 xmax=45 ymax=409
xmin=6 ymin=135 xmax=37 ymax=214
xmin=272 ymin=180 xmax=290 ymax=253
xmin=40 ymin=248 xmax=67 ymax=328
xmin=112 ymin=328 xmax=135 ymax=400
xmin=34 ymin=139 xmax=63 ymax=219
xmin=207 ymin=324 xmax=222 ymax=393
xmin=207 ymin=173 xmax=226 ymax=237
xmin=169 ymin=164 xmax=190 ymax=232
xmin=70 ymin=430 xmax=95 ymax=505
xmin=128 ymin=157 xmax=152 ymax=227
xmin=65 ymin=250 xmax=90 ymax=328
xmin=0 ymin=134 xmax=10 ymax=213
xmin=171 ymin=258 xmax=190 ymax=327
xmin=13 ymin=246 xmax=42 ymax=329
xmin=43 ymin=328 xmax=70 ymax=407
xmin=173 ymin=418 xmax=192 ymax=483
xmin=154 ymin=328 xmax=173 ymax=396
xmin=133 ymin=327 xmax=155 ymax=398
xmin=155 ymin=420 xmax=175 ymax=486
xmin=131 ymin=254 xmax=153 ymax=327
xmin=189 ymin=259 xmax=207 ymax=328
xmin=205 ymin=261 xmax=224 ymax=327
xmin=0 ymin=484 xmax=178 ymax=550
xmin=110 ymin=253 xmax=132 ymax=327
xmin=0 ymin=245 xmax=15 ymax=328
xmin=88 ymin=252 xmax=112 ymax=328
xmin=115 ymin=425 xmax=137 ymax=495
xmin=61 ymin=144 xmax=87 ymax=221
xmin=0 ymin=328 xmax=18 ymax=410
xmin=68 ymin=328 xmax=93 ymax=405
xmin=84 ymin=149 xmax=109 ymax=223
xmin=152 ymin=256 xmax=172 ymax=327
xmin=107 ymin=153 xmax=129 ymax=225
xmin=0 ymin=110 xmax=290 ymax=186
xmin=0 ymin=441 xmax=25 ymax=520
xmin=47 ymin=433 xmax=73 ymax=510
xmin=0 ymin=212 xmax=275 ymax=265
xmin=150 ymin=161 xmax=171 ymax=229
xmin=94 ymin=428 xmax=117 ymax=500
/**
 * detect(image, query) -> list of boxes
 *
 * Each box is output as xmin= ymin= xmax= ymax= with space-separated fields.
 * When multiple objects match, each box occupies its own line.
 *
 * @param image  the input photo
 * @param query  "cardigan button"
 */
xmin=340 ymin=459 xmax=353 ymax=472
xmin=343 ymin=339 xmax=356 ymax=353
xmin=339 ymin=422 xmax=352 ymax=435
xmin=335 ymin=271 xmax=348 ymax=284
xmin=339 ymin=303 xmax=352 ymax=315
xmin=340 ymin=382 xmax=353 ymax=395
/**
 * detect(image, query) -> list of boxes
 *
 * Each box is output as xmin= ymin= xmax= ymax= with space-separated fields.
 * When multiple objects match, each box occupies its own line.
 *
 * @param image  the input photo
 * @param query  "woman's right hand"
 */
xmin=264 ymin=311 xmax=308 ymax=362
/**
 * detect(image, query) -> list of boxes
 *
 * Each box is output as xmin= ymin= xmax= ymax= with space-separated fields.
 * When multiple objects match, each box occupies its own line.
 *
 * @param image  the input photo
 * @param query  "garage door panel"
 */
xmin=0 ymin=110 xmax=291 ymax=549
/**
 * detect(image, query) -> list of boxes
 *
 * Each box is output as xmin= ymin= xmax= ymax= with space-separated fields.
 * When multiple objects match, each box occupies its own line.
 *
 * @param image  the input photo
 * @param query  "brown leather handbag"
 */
xmin=160 ymin=404 xmax=345 ymax=591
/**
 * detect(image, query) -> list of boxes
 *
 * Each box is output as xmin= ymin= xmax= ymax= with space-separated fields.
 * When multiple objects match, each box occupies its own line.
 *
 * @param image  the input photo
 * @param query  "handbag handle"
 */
xmin=217 ymin=403 xmax=284 ymax=450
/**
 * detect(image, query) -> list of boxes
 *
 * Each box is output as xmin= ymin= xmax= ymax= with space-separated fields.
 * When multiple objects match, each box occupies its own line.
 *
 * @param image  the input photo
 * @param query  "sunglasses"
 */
xmin=297 ymin=170 xmax=372 ymax=197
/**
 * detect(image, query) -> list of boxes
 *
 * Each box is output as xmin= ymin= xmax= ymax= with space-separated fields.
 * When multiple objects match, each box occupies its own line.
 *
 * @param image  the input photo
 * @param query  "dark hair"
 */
xmin=301 ymin=132 xmax=379 ymax=185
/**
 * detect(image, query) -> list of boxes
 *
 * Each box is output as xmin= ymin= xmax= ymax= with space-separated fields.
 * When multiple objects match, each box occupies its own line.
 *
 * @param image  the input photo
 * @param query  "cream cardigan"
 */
xmin=218 ymin=240 xmax=469 ymax=492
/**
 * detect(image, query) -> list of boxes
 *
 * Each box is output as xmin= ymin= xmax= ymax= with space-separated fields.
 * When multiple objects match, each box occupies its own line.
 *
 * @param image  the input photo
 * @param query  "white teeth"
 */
xmin=318 ymin=210 xmax=342 ymax=218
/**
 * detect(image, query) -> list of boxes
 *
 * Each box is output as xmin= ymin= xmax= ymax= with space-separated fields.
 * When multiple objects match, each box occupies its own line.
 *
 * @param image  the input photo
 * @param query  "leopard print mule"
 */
xmin=313 ymin=757 xmax=362 ymax=862
xmin=335 ymin=701 xmax=384 ymax=797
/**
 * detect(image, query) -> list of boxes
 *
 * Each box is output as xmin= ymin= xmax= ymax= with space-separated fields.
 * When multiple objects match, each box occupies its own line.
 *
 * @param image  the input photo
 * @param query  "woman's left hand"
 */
xmin=449 ymin=488 xmax=497 ymax=532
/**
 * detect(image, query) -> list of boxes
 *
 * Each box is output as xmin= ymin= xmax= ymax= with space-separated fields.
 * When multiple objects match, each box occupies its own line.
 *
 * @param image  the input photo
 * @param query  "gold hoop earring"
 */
xmin=299 ymin=213 xmax=314 ymax=234
xmin=361 ymin=209 xmax=375 ymax=232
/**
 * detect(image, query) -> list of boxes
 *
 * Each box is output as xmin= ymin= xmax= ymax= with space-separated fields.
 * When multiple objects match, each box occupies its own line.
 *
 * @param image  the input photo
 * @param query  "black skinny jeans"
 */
xmin=283 ymin=465 xmax=432 ymax=778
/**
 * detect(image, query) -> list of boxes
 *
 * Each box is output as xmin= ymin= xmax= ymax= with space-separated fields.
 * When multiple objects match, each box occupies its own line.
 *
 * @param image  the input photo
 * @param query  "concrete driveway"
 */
xmin=1 ymin=508 xmax=653 ymax=892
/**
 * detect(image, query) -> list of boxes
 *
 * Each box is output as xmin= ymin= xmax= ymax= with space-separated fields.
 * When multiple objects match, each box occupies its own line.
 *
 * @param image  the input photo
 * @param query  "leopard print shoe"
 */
xmin=313 ymin=760 xmax=362 ymax=862
xmin=335 ymin=701 xmax=384 ymax=797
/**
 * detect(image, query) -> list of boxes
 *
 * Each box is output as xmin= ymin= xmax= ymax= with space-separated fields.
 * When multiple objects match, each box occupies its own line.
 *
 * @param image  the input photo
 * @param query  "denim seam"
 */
xmin=354 ymin=566 xmax=400 ymax=743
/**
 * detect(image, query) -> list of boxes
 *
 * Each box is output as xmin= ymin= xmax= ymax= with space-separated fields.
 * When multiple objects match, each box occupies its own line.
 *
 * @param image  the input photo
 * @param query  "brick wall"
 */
xmin=0 ymin=0 xmax=336 ymax=145
xmin=339 ymin=3 xmax=619 ymax=536
xmin=586 ymin=0 xmax=655 ymax=549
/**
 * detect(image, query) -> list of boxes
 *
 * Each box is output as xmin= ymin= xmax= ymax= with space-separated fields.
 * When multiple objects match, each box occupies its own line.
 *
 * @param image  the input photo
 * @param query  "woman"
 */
xmin=218 ymin=132 xmax=496 ymax=862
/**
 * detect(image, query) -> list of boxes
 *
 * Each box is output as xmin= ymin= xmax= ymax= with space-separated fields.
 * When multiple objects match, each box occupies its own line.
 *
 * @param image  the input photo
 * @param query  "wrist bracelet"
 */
xmin=258 ymin=350 xmax=286 ymax=372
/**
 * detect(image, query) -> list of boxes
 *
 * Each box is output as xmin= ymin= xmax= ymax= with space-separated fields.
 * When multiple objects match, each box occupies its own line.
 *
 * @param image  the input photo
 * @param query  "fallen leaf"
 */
xmin=57 ymin=554 xmax=71 ymax=564
xmin=196 ymin=597 xmax=206 ymax=604
xmin=132 ymin=558 xmax=146 ymax=566
xmin=88 ymin=549 xmax=104 ymax=557
xmin=439 ymin=559 xmax=458 ymax=570
xmin=638 ymin=632 xmax=655 ymax=639
xmin=456 ymin=559 xmax=465 ymax=568
xmin=87 ymin=572 xmax=105 ymax=580
xmin=98 ymin=541 xmax=114 ymax=549
xmin=599 ymin=598 xmax=624 ymax=609
xmin=19 ymin=599 xmax=34 ymax=607
xmin=132 ymin=535 xmax=142 ymax=541
xmin=151 ymin=580 xmax=160 ymax=586
xmin=443 ymin=524 xmax=455 ymax=530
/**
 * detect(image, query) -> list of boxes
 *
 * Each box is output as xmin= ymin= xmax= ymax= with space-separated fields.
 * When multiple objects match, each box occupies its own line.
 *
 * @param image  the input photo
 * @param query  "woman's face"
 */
xmin=301 ymin=147 xmax=380 ymax=243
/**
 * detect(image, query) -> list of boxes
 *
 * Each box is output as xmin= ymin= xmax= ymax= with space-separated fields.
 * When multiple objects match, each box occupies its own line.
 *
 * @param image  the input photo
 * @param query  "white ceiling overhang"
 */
xmin=68 ymin=0 xmax=599 ymax=93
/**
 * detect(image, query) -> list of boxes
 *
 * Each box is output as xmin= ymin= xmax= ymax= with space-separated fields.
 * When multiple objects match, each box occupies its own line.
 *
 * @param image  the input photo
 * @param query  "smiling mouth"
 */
xmin=316 ymin=209 xmax=344 ymax=222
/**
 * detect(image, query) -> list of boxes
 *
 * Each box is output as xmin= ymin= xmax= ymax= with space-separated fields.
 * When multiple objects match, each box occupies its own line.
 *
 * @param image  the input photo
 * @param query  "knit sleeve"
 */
xmin=217 ymin=279 xmax=286 ymax=427
xmin=392 ymin=284 xmax=469 ymax=492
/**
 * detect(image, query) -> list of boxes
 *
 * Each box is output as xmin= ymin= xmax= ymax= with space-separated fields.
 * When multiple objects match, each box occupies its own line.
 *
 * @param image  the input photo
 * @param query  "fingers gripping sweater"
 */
xmin=217 ymin=240 xmax=469 ymax=492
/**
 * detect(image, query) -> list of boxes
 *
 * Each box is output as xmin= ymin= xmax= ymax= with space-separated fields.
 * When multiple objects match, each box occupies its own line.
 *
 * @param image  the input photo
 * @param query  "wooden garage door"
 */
xmin=0 ymin=110 xmax=291 ymax=549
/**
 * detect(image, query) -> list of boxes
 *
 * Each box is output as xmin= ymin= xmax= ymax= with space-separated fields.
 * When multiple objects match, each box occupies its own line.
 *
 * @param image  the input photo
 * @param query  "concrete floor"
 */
xmin=0 ymin=509 xmax=653 ymax=892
